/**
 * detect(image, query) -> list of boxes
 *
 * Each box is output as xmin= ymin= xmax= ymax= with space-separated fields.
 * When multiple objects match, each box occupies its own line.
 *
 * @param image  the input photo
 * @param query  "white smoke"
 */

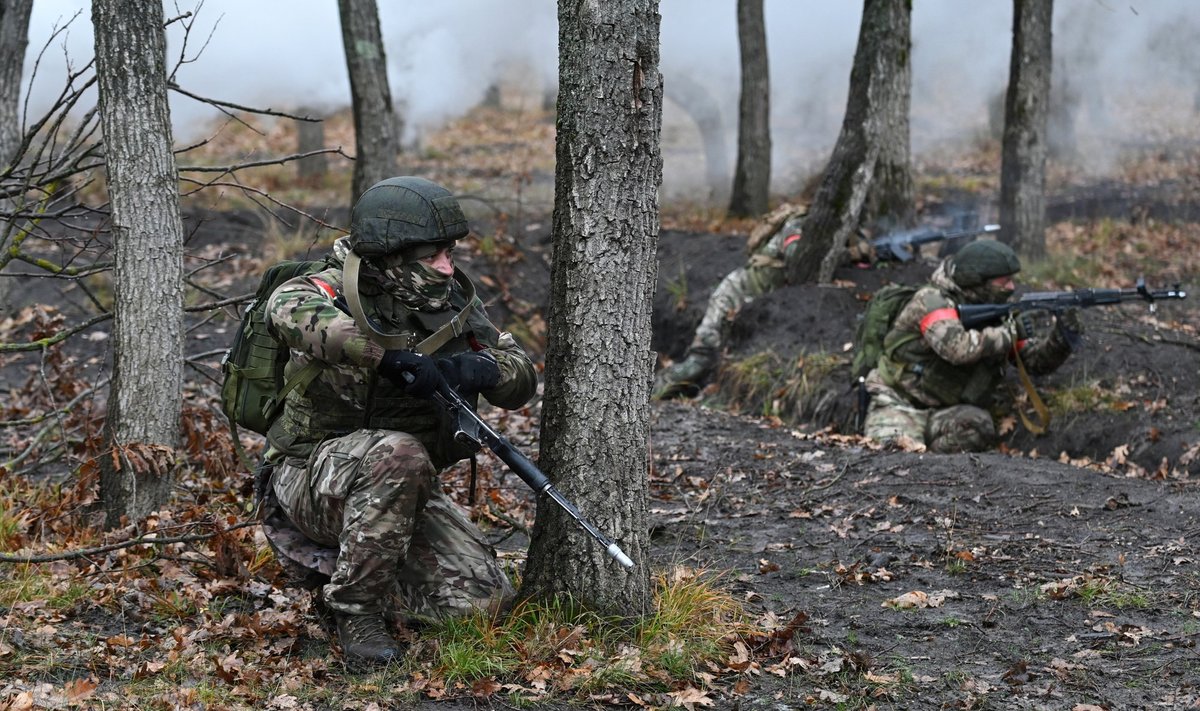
xmin=21 ymin=0 xmax=1199 ymax=197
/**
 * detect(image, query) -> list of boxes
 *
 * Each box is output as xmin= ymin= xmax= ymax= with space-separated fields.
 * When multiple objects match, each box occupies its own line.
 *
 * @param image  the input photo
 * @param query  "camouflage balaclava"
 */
xmin=949 ymin=240 xmax=1021 ymax=303
xmin=375 ymin=241 xmax=455 ymax=312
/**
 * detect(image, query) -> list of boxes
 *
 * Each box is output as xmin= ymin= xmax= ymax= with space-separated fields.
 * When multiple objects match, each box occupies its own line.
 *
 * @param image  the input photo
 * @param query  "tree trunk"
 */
xmin=0 ymin=0 xmax=32 ymax=169
xmin=727 ymin=0 xmax=770 ymax=218
xmin=338 ymin=0 xmax=400 ymax=202
xmin=787 ymin=0 xmax=913 ymax=285
xmin=664 ymin=74 xmax=729 ymax=206
xmin=92 ymin=0 xmax=185 ymax=527
xmin=520 ymin=0 xmax=662 ymax=615
xmin=1000 ymin=0 xmax=1053 ymax=260
xmin=0 ymin=0 xmax=32 ymax=322
xmin=295 ymin=108 xmax=328 ymax=182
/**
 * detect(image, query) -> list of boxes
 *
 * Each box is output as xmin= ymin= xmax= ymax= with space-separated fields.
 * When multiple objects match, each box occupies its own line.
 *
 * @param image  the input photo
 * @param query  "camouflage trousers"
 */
xmin=862 ymin=371 xmax=997 ymax=453
xmin=685 ymin=228 xmax=792 ymax=362
xmin=271 ymin=429 xmax=514 ymax=621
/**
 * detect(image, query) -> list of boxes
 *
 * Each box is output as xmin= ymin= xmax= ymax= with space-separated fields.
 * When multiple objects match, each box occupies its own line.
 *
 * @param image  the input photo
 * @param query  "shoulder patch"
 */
xmin=309 ymin=277 xmax=337 ymax=300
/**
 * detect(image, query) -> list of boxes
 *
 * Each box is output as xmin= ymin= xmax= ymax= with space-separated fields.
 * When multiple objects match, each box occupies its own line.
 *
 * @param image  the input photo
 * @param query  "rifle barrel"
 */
xmin=958 ymin=280 xmax=1186 ymax=329
xmin=873 ymin=223 xmax=1000 ymax=262
xmin=433 ymin=385 xmax=636 ymax=569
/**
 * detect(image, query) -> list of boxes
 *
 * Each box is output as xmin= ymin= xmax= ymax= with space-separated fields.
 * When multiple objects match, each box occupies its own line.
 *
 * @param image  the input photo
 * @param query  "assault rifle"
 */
xmin=414 ymin=374 xmax=635 ymax=569
xmin=958 ymin=278 xmax=1187 ymax=330
xmin=873 ymin=223 xmax=1001 ymax=262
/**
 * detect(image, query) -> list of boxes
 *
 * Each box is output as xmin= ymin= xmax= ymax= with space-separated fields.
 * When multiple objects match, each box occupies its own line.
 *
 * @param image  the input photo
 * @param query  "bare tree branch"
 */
xmin=0 ymin=520 xmax=258 ymax=564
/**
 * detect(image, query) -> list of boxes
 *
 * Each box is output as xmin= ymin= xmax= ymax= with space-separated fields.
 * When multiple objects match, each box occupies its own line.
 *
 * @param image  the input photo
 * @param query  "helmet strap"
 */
xmin=343 ymin=250 xmax=477 ymax=354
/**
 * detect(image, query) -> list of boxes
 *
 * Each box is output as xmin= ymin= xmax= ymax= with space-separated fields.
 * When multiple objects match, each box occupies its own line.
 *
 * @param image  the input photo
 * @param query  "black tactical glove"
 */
xmin=437 ymin=351 xmax=500 ymax=397
xmin=1013 ymin=309 xmax=1056 ymax=341
xmin=377 ymin=350 xmax=440 ymax=398
xmin=1056 ymin=307 xmax=1083 ymax=335
xmin=1013 ymin=311 xmax=1037 ymax=341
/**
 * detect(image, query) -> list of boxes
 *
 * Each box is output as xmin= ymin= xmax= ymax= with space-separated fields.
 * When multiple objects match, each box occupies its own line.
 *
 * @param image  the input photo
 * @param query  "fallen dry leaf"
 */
xmin=883 ymin=590 xmax=929 ymax=609
xmin=667 ymin=685 xmax=714 ymax=710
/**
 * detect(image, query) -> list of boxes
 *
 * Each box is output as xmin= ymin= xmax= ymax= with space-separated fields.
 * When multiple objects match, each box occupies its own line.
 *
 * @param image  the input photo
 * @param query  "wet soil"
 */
xmin=460 ymin=214 xmax=1200 ymax=708
xmin=5 ymin=202 xmax=1199 ymax=710
xmin=643 ymin=225 xmax=1200 ymax=709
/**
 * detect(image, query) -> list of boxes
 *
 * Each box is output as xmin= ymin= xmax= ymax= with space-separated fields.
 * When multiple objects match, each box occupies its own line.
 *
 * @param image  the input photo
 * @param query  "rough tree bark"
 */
xmin=0 ymin=0 xmax=32 ymax=322
xmin=787 ymin=0 xmax=913 ymax=285
xmin=338 ymin=0 xmax=400 ymax=202
xmin=1000 ymin=0 xmax=1053 ymax=259
xmin=520 ymin=0 xmax=663 ymax=614
xmin=0 ymin=0 xmax=32 ymax=169
xmin=727 ymin=0 xmax=770 ymax=218
xmin=92 ymin=0 xmax=185 ymax=527
xmin=295 ymin=107 xmax=328 ymax=182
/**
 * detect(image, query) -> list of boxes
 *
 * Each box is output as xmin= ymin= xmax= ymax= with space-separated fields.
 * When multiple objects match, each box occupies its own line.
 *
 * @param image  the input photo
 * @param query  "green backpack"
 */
xmin=220 ymin=259 xmax=329 ymax=435
xmin=849 ymin=283 xmax=919 ymax=382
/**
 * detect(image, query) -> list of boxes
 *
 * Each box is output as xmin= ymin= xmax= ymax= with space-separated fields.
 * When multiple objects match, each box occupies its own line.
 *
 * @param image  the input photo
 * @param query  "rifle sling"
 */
xmin=342 ymin=250 xmax=476 ymax=355
xmin=1011 ymin=345 xmax=1050 ymax=435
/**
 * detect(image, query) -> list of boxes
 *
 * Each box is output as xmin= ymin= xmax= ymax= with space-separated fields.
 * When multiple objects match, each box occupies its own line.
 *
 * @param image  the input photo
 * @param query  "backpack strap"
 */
xmin=266 ymin=360 xmax=324 ymax=423
xmin=880 ymin=285 xmax=924 ymax=362
xmin=342 ymin=250 xmax=477 ymax=355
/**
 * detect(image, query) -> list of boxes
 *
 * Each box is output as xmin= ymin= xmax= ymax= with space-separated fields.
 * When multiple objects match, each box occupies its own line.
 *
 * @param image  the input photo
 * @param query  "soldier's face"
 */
xmin=988 ymin=275 xmax=1014 ymax=291
xmin=421 ymin=246 xmax=455 ymax=277
xmin=986 ymin=274 xmax=1016 ymax=301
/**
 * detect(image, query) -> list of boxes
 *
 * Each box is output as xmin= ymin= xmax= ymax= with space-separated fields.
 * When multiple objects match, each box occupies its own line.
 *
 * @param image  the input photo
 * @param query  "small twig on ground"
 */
xmin=0 ymin=520 xmax=258 ymax=564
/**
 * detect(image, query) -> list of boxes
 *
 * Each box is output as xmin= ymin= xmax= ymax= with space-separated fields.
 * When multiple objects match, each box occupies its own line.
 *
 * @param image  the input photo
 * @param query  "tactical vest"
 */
xmin=877 ymin=305 xmax=1006 ymax=409
xmin=266 ymin=265 xmax=498 ymax=468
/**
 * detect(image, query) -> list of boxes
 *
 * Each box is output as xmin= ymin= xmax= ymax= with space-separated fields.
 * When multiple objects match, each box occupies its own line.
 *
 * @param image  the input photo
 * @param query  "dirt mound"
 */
xmin=650 ymin=227 xmax=1200 ymax=477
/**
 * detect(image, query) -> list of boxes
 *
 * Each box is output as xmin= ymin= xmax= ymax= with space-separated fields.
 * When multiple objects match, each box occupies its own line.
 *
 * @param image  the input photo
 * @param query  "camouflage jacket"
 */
xmin=265 ymin=238 xmax=537 ymax=467
xmin=876 ymin=261 xmax=1070 ymax=409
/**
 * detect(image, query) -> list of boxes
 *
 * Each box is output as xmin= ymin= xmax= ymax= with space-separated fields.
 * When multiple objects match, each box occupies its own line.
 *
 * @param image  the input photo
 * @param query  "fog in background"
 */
xmin=21 ymin=1 xmax=1200 ymax=200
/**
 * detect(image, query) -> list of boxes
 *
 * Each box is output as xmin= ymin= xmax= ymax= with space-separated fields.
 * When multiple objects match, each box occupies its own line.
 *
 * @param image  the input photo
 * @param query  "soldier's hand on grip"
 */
xmin=378 ymin=350 xmax=440 ymax=398
xmin=1013 ymin=311 xmax=1037 ymax=341
xmin=1056 ymin=306 xmax=1083 ymax=335
xmin=437 ymin=351 xmax=500 ymax=397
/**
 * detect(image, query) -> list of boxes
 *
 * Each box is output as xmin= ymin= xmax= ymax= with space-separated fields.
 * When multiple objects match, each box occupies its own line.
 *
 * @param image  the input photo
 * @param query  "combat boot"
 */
xmin=652 ymin=353 xmax=715 ymax=400
xmin=335 ymin=612 xmax=403 ymax=665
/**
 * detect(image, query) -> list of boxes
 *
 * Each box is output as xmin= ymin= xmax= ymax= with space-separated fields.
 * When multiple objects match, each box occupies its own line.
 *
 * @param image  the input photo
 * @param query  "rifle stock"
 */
xmin=426 ymin=379 xmax=636 ymax=570
xmin=958 ymin=278 xmax=1187 ymax=330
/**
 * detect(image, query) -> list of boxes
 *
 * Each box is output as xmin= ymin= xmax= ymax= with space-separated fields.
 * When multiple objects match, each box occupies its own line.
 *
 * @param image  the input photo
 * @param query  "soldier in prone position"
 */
xmin=652 ymin=203 xmax=873 ymax=400
xmin=261 ymin=177 xmax=538 ymax=665
xmin=863 ymin=240 xmax=1075 ymax=452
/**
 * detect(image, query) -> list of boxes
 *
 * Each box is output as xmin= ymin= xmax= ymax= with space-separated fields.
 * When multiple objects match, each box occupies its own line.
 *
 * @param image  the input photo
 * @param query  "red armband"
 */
xmin=919 ymin=307 xmax=958 ymax=336
xmin=309 ymin=277 xmax=337 ymax=300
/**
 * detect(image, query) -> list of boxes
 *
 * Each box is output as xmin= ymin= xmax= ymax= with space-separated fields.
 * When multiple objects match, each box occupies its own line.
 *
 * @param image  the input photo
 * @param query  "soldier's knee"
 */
xmin=927 ymin=406 xmax=996 ymax=453
xmin=361 ymin=431 xmax=436 ymax=487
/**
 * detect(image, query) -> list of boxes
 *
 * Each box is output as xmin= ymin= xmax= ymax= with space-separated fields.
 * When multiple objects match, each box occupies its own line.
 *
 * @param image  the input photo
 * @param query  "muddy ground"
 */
xmin=331 ymin=207 xmax=1200 ymax=708
xmin=3 ymin=196 xmax=1199 ymax=710
xmin=477 ymin=206 xmax=1200 ymax=708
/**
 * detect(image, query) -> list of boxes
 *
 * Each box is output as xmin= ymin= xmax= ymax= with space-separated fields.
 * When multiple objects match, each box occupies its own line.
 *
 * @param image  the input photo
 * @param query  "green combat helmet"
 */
xmin=949 ymin=239 xmax=1021 ymax=303
xmin=949 ymin=239 xmax=1021 ymax=287
xmin=348 ymin=176 xmax=470 ymax=260
xmin=341 ymin=176 xmax=477 ymax=349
